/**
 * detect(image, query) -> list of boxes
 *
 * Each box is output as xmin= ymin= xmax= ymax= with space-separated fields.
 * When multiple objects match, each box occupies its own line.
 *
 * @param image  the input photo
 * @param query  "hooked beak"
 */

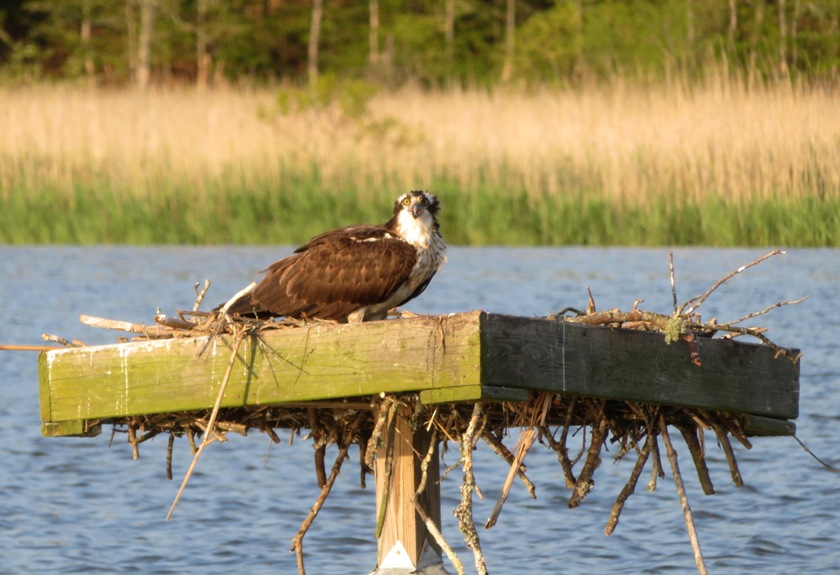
xmin=409 ymin=203 xmax=425 ymax=218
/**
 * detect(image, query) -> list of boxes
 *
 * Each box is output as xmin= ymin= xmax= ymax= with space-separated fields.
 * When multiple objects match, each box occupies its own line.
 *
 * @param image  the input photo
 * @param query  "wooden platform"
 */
xmin=39 ymin=310 xmax=798 ymax=437
xmin=37 ymin=309 xmax=800 ymax=574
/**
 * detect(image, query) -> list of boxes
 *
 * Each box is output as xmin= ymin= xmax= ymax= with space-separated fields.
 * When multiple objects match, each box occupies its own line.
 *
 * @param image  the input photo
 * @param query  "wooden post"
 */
xmin=374 ymin=409 xmax=444 ymax=573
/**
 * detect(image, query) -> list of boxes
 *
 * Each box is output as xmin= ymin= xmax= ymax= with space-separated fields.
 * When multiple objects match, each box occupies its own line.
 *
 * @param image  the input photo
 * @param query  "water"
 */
xmin=1 ymin=246 xmax=838 ymax=575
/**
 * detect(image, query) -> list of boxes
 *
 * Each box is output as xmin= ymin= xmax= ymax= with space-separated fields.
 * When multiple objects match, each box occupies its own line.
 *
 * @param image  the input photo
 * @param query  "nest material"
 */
xmin=48 ymin=250 xmax=804 ymax=575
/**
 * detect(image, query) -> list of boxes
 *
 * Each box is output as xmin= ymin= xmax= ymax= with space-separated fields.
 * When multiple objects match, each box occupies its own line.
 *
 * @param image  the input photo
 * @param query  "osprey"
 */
xmin=224 ymin=190 xmax=446 ymax=323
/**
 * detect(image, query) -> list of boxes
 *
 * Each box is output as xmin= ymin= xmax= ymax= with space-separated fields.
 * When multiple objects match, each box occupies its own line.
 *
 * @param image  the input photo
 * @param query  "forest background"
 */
xmin=1 ymin=0 xmax=838 ymax=246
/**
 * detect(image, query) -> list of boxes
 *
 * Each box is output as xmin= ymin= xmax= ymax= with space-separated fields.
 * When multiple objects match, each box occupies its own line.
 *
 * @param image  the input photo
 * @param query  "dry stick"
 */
xmin=454 ymin=402 xmax=488 ymax=575
xmin=676 ymin=424 xmax=715 ymax=495
xmin=127 ymin=424 xmax=140 ymax=460
xmin=365 ymin=399 xmax=391 ymax=469
xmin=79 ymin=314 xmax=175 ymax=337
xmin=727 ymin=296 xmax=809 ymax=325
xmin=681 ymin=249 xmax=784 ymax=315
xmin=659 ymin=415 xmax=709 ymax=575
xmin=557 ymin=397 xmax=579 ymax=487
xmin=710 ymin=422 xmax=743 ymax=487
xmin=646 ymin=410 xmax=665 ymax=491
xmin=154 ymin=314 xmax=197 ymax=330
xmin=791 ymin=433 xmax=839 ymax=471
xmin=539 ymin=424 xmax=576 ymax=488
xmin=0 ymin=344 xmax=61 ymax=351
xmin=481 ymin=430 xmax=537 ymax=498
xmin=485 ymin=426 xmax=536 ymax=529
xmin=569 ymin=415 xmax=608 ymax=508
xmin=374 ymin=402 xmax=399 ymax=540
xmin=726 ymin=421 xmax=753 ymax=450
xmin=358 ymin=438 xmax=369 ymax=489
xmin=670 ymin=250 xmax=678 ymax=312
xmin=42 ymin=333 xmax=84 ymax=347
xmin=290 ymin=412 xmax=366 ymax=575
xmin=135 ymin=428 xmax=162 ymax=446
xmin=193 ymin=279 xmax=211 ymax=311
xmin=412 ymin=427 xmax=466 ymax=575
xmin=166 ymin=331 xmax=245 ymax=521
xmin=166 ymin=433 xmax=175 ymax=481
xmin=605 ymin=432 xmax=652 ymax=535
xmin=308 ymin=408 xmax=327 ymax=489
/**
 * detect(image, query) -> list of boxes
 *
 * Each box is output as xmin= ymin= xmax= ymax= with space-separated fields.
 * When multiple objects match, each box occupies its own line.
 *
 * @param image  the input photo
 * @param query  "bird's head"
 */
xmin=392 ymin=190 xmax=441 ymax=247
xmin=394 ymin=190 xmax=440 ymax=220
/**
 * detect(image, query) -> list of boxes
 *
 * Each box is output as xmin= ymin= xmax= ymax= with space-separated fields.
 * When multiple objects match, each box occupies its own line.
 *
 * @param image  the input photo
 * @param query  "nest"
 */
xmin=46 ymin=250 xmax=804 ymax=575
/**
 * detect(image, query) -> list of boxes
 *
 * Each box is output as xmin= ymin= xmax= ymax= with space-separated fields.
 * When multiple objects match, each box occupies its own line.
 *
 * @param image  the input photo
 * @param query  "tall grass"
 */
xmin=1 ymin=79 xmax=837 ymax=245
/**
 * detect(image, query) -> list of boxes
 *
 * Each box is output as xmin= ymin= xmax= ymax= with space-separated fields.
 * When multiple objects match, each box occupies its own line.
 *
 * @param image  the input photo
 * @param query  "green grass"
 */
xmin=2 ymin=170 xmax=837 ymax=246
xmin=2 ymin=84 xmax=836 ymax=247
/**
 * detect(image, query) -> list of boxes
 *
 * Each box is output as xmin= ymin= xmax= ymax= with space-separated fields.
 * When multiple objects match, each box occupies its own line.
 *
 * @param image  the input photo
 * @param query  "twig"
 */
xmin=79 ymin=314 xmax=175 ymax=337
xmin=0 ymin=344 xmax=62 ymax=351
xmin=412 ymin=427 xmax=465 ymax=575
xmin=557 ymin=397 xmax=579 ymax=487
xmin=308 ymin=408 xmax=327 ymax=489
xmin=485 ymin=427 xmax=536 ymax=529
xmin=482 ymin=429 xmax=536 ymax=498
xmin=375 ymin=402 xmax=399 ymax=540
xmin=166 ymin=330 xmax=246 ymax=521
xmin=792 ymin=434 xmax=839 ymax=472
xmin=709 ymin=421 xmax=743 ymax=487
xmin=290 ymin=411 xmax=366 ymax=575
xmin=681 ymin=249 xmax=784 ymax=315
xmin=726 ymin=297 xmax=809 ymax=325
xmin=127 ymin=424 xmax=140 ymax=460
xmin=166 ymin=433 xmax=175 ymax=481
xmin=540 ymin=424 xmax=576 ymax=488
xmin=605 ymin=432 xmax=652 ymax=535
xmin=41 ymin=333 xmax=84 ymax=347
xmin=193 ymin=279 xmax=211 ymax=311
xmin=365 ymin=398 xmax=391 ymax=469
xmin=660 ymin=415 xmax=709 ymax=575
xmin=676 ymin=424 xmax=715 ymax=495
xmin=670 ymin=250 xmax=678 ymax=313
xmin=569 ymin=414 xmax=608 ymax=508
xmin=154 ymin=313 xmax=197 ymax=330
xmin=358 ymin=436 xmax=369 ymax=489
xmin=454 ymin=403 xmax=488 ymax=575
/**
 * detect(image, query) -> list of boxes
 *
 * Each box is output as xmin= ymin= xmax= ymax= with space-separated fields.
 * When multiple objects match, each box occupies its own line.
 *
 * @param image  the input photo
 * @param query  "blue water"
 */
xmin=1 ymin=246 xmax=838 ymax=575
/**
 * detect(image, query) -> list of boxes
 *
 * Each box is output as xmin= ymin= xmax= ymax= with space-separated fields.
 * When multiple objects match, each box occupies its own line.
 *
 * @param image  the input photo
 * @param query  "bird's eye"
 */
xmin=402 ymin=197 xmax=411 ymax=206
xmin=421 ymin=197 xmax=430 ymax=206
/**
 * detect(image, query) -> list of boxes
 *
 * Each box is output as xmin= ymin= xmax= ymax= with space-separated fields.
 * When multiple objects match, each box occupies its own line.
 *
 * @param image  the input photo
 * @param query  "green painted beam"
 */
xmin=40 ymin=311 xmax=483 ymax=426
xmin=39 ymin=311 xmax=799 ymax=437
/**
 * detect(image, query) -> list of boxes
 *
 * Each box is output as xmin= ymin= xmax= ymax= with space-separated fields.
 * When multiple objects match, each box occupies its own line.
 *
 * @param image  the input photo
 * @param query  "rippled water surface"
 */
xmin=1 ymin=246 xmax=838 ymax=575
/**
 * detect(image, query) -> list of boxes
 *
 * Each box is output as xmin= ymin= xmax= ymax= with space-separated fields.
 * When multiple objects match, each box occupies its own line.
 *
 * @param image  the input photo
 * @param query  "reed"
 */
xmin=1 ymin=80 xmax=837 ymax=245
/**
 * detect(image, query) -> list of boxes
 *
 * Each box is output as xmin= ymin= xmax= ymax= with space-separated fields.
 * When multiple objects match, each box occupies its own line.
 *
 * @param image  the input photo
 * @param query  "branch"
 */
xmin=485 ymin=427 xmax=536 ymax=529
xmin=290 ymin=411 xmax=366 ymax=575
xmin=412 ymin=427 xmax=465 ymax=575
xmin=454 ymin=403 xmax=488 ymax=575
xmin=166 ymin=329 xmax=246 ymax=521
xmin=659 ymin=416 xmax=709 ymax=575
xmin=680 ymin=249 xmax=784 ymax=315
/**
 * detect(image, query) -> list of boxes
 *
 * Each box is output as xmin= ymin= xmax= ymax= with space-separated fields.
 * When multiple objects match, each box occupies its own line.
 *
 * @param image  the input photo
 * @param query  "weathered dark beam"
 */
xmin=480 ymin=314 xmax=799 ymax=420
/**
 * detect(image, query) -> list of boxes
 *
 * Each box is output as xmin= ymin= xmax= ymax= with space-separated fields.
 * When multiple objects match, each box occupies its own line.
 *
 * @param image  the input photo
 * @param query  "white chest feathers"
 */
xmin=395 ymin=208 xmax=447 ymax=274
xmin=395 ymin=209 xmax=436 ymax=249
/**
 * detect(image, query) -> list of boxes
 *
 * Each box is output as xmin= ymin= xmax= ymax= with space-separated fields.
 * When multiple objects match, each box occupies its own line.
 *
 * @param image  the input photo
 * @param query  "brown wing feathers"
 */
xmin=231 ymin=227 xmax=418 ymax=321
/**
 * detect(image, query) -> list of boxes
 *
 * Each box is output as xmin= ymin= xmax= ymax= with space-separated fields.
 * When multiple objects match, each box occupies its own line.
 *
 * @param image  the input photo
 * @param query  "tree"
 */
xmin=308 ymin=0 xmax=323 ymax=87
xmin=125 ymin=0 xmax=156 ymax=88
xmin=500 ymin=0 xmax=516 ymax=82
